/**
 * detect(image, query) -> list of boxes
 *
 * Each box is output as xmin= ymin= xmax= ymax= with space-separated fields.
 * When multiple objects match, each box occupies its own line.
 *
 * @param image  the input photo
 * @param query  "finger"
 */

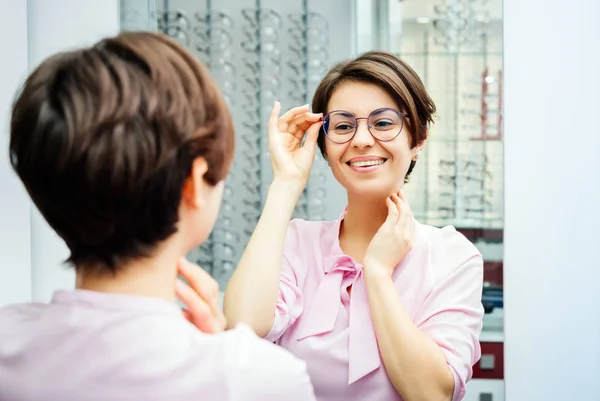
xmin=384 ymin=196 xmax=400 ymax=225
xmin=175 ymin=280 xmax=216 ymax=333
xmin=178 ymin=258 xmax=219 ymax=302
xmin=302 ymin=120 xmax=323 ymax=153
xmin=177 ymin=258 xmax=220 ymax=315
xmin=395 ymin=191 xmax=413 ymax=218
xmin=397 ymin=190 xmax=411 ymax=208
xmin=288 ymin=112 xmax=323 ymax=135
xmin=391 ymin=193 xmax=404 ymax=213
xmin=392 ymin=194 xmax=413 ymax=233
xmin=216 ymin=313 xmax=227 ymax=331
xmin=278 ymin=104 xmax=310 ymax=131
xmin=268 ymin=101 xmax=282 ymax=138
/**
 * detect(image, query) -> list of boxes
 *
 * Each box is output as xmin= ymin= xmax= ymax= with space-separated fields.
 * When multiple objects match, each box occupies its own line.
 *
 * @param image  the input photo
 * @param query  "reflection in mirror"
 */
xmin=121 ymin=0 xmax=503 ymax=400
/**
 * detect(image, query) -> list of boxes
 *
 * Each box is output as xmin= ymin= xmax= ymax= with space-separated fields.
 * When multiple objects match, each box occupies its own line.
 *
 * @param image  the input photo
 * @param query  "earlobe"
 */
xmin=412 ymin=138 xmax=427 ymax=161
xmin=182 ymin=157 xmax=209 ymax=209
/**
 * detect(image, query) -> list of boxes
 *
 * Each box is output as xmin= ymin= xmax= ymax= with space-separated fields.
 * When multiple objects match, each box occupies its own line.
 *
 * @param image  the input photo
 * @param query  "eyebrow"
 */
xmin=328 ymin=108 xmax=401 ymax=116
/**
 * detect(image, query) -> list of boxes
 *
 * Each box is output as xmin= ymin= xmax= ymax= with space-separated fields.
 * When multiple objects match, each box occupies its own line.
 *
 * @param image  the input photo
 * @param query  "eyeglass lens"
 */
xmin=323 ymin=108 xmax=404 ymax=143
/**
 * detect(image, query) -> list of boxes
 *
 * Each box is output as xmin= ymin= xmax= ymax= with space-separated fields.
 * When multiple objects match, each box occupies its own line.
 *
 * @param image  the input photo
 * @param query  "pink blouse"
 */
xmin=0 ymin=290 xmax=316 ymax=401
xmin=265 ymin=210 xmax=484 ymax=401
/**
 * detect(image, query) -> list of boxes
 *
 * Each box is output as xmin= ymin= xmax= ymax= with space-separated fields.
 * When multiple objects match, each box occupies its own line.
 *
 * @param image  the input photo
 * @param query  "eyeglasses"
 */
xmin=321 ymin=108 xmax=408 ymax=144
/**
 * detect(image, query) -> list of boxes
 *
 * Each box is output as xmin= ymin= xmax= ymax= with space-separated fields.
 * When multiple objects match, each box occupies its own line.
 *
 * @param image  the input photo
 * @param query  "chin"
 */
xmin=345 ymin=182 xmax=397 ymax=200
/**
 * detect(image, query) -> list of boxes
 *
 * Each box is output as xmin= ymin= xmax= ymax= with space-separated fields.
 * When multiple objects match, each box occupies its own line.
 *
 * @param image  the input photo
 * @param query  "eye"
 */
xmin=334 ymin=123 xmax=354 ymax=132
xmin=373 ymin=119 xmax=395 ymax=129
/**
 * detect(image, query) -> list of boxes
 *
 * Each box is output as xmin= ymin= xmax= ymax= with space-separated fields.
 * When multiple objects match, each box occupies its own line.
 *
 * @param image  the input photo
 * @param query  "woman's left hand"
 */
xmin=363 ymin=191 xmax=416 ymax=276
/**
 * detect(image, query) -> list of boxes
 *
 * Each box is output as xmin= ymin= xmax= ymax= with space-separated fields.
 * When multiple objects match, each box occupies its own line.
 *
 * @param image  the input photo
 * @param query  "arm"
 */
xmin=362 ymin=194 xmax=483 ymax=401
xmin=223 ymin=182 xmax=300 ymax=336
xmin=223 ymin=102 xmax=323 ymax=336
xmin=364 ymin=254 xmax=483 ymax=401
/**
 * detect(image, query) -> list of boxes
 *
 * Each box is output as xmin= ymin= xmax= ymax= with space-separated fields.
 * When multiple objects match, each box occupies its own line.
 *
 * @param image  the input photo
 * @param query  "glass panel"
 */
xmin=120 ymin=0 xmax=505 ymax=398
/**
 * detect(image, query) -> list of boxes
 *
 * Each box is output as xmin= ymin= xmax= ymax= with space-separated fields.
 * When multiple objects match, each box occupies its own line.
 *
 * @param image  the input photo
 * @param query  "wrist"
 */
xmin=263 ymin=180 xmax=304 ymax=217
xmin=269 ymin=179 xmax=305 ymax=200
xmin=363 ymin=258 xmax=394 ymax=279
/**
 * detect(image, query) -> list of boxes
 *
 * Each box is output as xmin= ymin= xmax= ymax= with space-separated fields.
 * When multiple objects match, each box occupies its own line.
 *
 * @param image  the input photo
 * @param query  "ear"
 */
xmin=412 ymin=138 xmax=427 ymax=161
xmin=181 ymin=157 xmax=209 ymax=209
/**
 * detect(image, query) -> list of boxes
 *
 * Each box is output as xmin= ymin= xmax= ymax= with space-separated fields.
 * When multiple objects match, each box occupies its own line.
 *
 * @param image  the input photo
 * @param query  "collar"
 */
xmin=51 ymin=289 xmax=182 ymax=316
xmin=294 ymin=206 xmax=426 ymax=384
xmin=294 ymin=207 xmax=381 ymax=384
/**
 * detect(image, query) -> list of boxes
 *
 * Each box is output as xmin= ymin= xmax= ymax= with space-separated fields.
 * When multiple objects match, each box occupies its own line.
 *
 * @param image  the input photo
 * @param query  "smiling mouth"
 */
xmin=347 ymin=159 xmax=387 ymax=168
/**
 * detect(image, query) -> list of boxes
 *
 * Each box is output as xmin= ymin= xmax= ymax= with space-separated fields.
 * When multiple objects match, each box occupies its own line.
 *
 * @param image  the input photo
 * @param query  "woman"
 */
xmin=0 ymin=32 xmax=315 ymax=401
xmin=224 ymin=51 xmax=484 ymax=401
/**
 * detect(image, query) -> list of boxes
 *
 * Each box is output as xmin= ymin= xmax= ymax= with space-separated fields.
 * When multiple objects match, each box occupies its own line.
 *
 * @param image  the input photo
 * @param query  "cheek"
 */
xmin=203 ymin=183 xmax=225 ymax=220
xmin=383 ymin=143 xmax=413 ymax=173
xmin=324 ymin=141 xmax=346 ymax=163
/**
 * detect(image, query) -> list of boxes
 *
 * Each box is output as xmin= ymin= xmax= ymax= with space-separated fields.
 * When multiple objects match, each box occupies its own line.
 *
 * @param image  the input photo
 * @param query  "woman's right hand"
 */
xmin=176 ymin=258 xmax=226 ymax=334
xmin=268 ymin=102 xmax=323 ymax=191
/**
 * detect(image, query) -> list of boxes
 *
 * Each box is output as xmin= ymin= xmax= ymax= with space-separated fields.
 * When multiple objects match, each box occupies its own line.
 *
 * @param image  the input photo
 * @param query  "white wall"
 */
xmin=0 ymin=2 xmax=31 ymax=306
xmin=27 ymin=0 xmax=121 ymax=302
xmin=503 ymin=0 xmax=600 ymax=400
xmin=1 ymin=0 xmax=120 ymax=304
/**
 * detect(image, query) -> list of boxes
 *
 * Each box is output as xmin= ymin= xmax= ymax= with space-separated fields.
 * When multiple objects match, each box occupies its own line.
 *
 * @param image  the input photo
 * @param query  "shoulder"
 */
xmin=286 ymin=218 xmax=338 ymax=240
xmin=220 ymin=324 xmax=315 ymax=399
xmin=0 ymin=302 xmax=48 ymax=335
xmin=284 ymin=218 xmax=339 ymax=257
xmin=0 ymin=302 xmax=47 ymax=317
xmin=417 ymin=223 xmax=483 ymax=280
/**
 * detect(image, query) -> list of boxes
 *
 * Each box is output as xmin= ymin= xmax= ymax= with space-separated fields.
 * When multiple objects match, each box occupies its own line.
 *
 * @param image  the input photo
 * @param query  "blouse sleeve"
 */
xmin=415 ymin=227 xmax=485 ymax=401
xmin=264 ymin=220 xmax=306 ymax=343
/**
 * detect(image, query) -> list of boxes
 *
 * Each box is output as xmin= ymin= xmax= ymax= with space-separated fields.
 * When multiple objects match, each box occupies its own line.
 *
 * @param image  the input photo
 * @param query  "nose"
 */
xmin=350 ymin=118 xmax=375 ymax=149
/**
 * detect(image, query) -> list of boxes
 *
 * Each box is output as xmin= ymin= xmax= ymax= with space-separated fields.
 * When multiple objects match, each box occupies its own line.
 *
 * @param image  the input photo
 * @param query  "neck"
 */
xmin=340 ymin=193 xmax=390 ymax=262
xmin=76 ymin=239 xmax=186 ymax=302
xmin=344 ymin=194 xmax=389 ymax=239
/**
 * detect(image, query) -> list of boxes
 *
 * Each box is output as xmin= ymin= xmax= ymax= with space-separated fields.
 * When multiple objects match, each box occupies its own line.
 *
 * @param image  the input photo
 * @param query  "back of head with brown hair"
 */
xmin=312 ymin=51 xmax=436 ymax=182
xmin=9 ymin=31 xmax=234 ymax=273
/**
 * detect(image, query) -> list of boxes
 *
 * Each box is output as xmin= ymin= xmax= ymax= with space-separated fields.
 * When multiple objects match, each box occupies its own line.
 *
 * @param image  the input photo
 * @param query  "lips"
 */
xmin=346 ymin=157 xmax=387 ymax=168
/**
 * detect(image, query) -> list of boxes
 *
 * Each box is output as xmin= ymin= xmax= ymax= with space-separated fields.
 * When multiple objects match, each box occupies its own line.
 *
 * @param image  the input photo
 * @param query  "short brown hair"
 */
xmin=9 ymin=31 xmax=234 ymax=272
xmin=312 ymin=51 xmax=436 ymax=181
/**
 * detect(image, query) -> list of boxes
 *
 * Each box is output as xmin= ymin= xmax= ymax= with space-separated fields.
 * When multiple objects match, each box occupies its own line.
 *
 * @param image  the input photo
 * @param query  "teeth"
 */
xmin=349 ymin=159 xmax=385 ymax=167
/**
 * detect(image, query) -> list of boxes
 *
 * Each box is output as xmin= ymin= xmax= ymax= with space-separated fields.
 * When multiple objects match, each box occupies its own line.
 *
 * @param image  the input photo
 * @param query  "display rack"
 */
xmin=398 ymin=17 xmax=504 ymax=232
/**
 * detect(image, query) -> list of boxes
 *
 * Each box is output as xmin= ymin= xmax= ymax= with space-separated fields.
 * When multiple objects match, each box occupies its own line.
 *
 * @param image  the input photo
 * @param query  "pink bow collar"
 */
xmin=295 ymin=213 xmax=381 ymax=384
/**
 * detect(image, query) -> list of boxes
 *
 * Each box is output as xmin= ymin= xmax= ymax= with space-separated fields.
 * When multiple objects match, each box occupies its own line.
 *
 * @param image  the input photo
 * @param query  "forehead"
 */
xmin=327 ymin=81 xmax=398 ymax=115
